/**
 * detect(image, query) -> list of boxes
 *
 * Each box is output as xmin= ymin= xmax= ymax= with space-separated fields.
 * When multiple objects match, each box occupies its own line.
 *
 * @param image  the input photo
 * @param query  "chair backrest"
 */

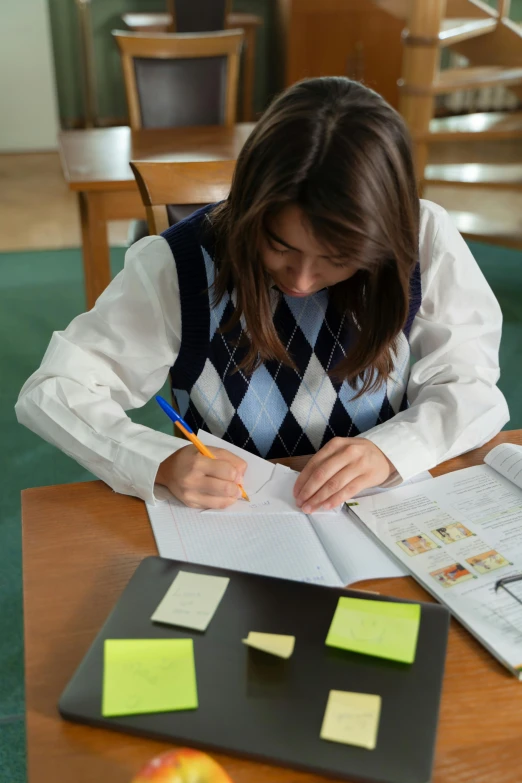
xmin=130 ymin=159 xmax=236 ymax=234
xmin=166 ymin=0 xmax=232 ymax=33
xmin=113 ymin=29 xmax=243 ymax=130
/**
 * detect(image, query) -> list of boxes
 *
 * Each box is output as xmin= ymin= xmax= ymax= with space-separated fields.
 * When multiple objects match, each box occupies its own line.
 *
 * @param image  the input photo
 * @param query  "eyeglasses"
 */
xmin=495 ymin=574 xmax=522 ymax=605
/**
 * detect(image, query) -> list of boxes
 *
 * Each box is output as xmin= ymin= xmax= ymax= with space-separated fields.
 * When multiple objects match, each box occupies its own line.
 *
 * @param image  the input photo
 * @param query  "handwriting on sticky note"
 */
xmin=102 ymin=638 xmax=198 ymax=717
xmin=325 ymin=596 xmax=420 ymax=663
xmin=320 ymin=690 xmax=381 ymax=749
xmin=242 ymin=632 xmax=295 ymax=658
xmin=151 ymin=571 xmax=230 ymax=631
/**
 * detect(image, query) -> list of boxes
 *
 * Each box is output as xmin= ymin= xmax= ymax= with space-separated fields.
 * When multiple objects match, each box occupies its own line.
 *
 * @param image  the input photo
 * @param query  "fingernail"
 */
xmin=302 ymin=504 xmax=312 ymax=514
xmin=322 ymin=503 xmax=331 ymax=511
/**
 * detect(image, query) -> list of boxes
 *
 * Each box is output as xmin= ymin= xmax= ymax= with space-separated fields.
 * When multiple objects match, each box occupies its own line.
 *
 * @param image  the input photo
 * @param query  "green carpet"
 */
xmin=0 ymin=242 xmax=521 ymax=782
xmin=0 ymin=247 xmax=171 ymax=783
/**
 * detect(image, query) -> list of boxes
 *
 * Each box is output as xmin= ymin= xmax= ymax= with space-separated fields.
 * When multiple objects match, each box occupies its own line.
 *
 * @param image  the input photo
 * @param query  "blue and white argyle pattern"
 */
xmin=164 ymin=206 xmax=421 ymax=459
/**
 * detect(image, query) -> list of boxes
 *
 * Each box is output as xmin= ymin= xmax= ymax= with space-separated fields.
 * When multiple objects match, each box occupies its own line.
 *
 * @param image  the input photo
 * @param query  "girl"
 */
xmin=16 ymin=77 xmax=508 ymax=513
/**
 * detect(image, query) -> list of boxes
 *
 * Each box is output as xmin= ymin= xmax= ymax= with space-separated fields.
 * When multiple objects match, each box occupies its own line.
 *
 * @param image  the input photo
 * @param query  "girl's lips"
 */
xmin=277 ymin=281 xmax=313 ymax=297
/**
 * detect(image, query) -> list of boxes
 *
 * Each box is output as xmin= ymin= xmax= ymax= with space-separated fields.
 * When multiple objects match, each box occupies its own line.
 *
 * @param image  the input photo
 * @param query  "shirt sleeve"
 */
xmin=15 ymin=235 xmax=188 ymax=503
xmin=361 ymin=202 xmax=510 ymax=482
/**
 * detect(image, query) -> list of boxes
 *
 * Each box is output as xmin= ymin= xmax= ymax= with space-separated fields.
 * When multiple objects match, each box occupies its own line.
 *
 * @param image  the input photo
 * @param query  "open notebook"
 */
xmin=146 ymin=431 xmax=431 ymax=587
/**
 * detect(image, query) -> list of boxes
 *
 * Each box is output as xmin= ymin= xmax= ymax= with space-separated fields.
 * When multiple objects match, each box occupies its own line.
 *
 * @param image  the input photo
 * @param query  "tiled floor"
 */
xmin=0 ymin=153 xmax=130 ymax=252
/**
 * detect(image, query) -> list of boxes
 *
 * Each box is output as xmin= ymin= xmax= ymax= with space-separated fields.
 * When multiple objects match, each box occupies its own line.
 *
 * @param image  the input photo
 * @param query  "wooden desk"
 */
xmin=121 ymin=12 xmax=263 ymax=123
xmin=58 ymin=123 xmax=254 ymax=310
xmin=22 ymin=429 xmax=522 ymax=783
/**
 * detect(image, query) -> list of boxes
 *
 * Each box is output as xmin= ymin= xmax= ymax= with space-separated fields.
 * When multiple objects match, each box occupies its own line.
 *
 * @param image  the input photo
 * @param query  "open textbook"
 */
xmin=146 ymin=430 xmax=433 ymax=588
xmin=349 ymin=443 xmax=522 ymax=678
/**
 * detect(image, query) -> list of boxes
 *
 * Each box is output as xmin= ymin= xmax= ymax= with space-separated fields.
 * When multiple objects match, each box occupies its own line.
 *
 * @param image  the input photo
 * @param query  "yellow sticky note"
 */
xmin=325 ymin=597 xmax=420 ymax=663
xmin=151 ymin=571 xmax=230 ymax=632
xmin=102 ymin=638 xmax=198 ymax=717
xmin=242 ymin=632 xmax=295 ymax=659
xmin=320 ymin=690 xmax=381 ymax=750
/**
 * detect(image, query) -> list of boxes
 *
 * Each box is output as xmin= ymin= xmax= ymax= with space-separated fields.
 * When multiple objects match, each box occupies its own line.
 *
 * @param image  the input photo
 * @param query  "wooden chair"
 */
xmin=165 ymin=0 xmax=232 ymax=33
xmin=129 ymin=158 xmax=235 ymax=234
xmin=113 ymin=29 xmax=243 ymax=130
xmin=121 ymin=4 xmax=261 ymax=122
xmin=114 ymin=29 xmax=242 ymax=234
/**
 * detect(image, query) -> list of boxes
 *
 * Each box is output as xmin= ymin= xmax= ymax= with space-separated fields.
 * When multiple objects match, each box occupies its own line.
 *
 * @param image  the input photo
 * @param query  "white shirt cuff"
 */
xmin=358 ymin=422 xmax=436 ymax=484
xmin=113 ymin=429 xmax=187 ymax=504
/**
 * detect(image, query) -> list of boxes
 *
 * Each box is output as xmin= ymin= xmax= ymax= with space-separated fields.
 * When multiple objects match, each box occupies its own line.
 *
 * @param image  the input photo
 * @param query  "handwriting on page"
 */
xmin=320 ymin=690 xmax=381 ymax=749
xmin=102 ymin=638 xmax=198 ymax=717
xmin=325 ymin=596 xmax=421 ymax=663
xmin=202 ymin=492 xmax=301 ymax=515
xmin=151 ymin=571 xmax=230 ymax=632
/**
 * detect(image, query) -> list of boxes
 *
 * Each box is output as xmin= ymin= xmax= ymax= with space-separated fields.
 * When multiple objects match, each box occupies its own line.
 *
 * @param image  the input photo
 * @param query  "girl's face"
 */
xmin=261 ymin=204 xmax=357 ymax=298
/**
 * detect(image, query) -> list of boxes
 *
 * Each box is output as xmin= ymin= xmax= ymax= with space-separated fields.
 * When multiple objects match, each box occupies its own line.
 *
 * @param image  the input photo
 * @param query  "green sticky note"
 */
xmin=325 ymin=597 xmax=421 ymax=664
xmin=102 ymin=638 xmax=198 ymax=717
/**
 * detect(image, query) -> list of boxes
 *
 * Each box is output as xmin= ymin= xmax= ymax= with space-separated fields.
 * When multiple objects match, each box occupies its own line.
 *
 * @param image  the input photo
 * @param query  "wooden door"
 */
xmin=277 ymin=0 xmax=405 ymax=108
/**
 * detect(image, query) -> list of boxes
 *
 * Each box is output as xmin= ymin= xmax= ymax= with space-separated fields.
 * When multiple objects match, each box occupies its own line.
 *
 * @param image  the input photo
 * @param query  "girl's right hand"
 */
xmin=156 ymin=445 xmax=248 ymax=509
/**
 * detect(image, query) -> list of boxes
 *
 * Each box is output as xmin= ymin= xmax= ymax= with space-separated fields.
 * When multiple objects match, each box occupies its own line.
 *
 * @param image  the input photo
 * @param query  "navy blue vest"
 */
xmin=164 ymin=205 xmax=421 ymax=459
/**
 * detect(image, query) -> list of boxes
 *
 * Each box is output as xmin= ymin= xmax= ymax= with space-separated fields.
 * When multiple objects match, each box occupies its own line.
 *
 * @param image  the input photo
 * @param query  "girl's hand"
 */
xmin=293 ymin=437 xmax=395 ymax=513
xmin=156 ymin=445 xmax=247 ymax=509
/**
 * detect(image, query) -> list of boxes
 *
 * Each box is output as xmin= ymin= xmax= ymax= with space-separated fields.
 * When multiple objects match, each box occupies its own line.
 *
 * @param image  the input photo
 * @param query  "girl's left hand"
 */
xmin=293 ymin=437 xmax=395 ymax=513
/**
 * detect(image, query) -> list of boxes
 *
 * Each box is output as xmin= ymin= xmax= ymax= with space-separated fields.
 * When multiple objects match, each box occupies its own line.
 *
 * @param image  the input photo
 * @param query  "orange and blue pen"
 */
xmin=155 ymin=395 xmax=249 ymax=501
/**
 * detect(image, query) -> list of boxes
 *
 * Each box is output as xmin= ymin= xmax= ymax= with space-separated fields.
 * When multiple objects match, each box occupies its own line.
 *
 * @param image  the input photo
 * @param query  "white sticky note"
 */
xmin=151 ymin=571 xmax=230 ymax=631
xmin=242 ymin=632 xmax=295 ymax=659
xmin=320 ymin=690 xmax=381 ymax=749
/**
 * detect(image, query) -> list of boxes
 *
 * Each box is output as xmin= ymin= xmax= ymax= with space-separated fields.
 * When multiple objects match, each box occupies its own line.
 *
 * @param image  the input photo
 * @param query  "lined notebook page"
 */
xmin=146 ymin=495 xmax=342 ymax=586
xmin=485 ymin=443 xmax=522 ymax=490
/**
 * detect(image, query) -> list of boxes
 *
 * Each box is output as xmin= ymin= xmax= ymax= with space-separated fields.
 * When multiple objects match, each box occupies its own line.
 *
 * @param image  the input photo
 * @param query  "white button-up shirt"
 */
xmin=15 ymin=200 xmax=509 ymax=503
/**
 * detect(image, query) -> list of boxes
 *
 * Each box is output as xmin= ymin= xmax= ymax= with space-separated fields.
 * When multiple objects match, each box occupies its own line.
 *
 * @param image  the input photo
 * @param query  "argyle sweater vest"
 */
xmin=164 ymin=205 xmax=422 ymax=459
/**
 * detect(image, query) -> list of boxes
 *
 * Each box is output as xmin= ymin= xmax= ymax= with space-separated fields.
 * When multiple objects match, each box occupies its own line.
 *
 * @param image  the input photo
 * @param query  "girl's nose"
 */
xmin=288 ymin=260 xmax=317 ymax=292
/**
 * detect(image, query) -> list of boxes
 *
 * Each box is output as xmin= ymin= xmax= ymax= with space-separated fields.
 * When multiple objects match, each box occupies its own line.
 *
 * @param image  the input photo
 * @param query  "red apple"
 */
xmin=131 ymin=748 xmax=233 ymax=783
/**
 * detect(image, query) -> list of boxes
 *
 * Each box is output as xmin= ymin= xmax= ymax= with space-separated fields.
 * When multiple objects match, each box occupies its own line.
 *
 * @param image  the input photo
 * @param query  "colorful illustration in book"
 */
xmin=429 ymin=563 xmax=475 ymax=588
xmin=396 ymin=534 xmax=439 ymax=557
xmin=432 ymin=522 xmax=474 ymax=544
xmin=466 ymin=549 xmax=511 ymax=575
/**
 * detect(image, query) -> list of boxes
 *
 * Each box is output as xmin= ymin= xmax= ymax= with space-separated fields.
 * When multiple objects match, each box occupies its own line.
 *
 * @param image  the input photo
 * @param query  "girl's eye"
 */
xmin=329 ymin=259 xmax=350 ymax=269
xmin=269 ymin=243 xmax=289 ymax=256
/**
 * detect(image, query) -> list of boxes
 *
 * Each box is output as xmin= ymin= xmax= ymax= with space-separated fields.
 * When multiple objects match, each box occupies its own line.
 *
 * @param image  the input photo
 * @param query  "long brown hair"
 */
xmin=211 ymin=77 xmax=420 ymax=394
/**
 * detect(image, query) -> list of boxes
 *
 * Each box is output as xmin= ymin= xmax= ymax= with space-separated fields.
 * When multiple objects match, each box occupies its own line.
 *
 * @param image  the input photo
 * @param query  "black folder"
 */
xmin=60 ymin=556 xmax=450 ymax=783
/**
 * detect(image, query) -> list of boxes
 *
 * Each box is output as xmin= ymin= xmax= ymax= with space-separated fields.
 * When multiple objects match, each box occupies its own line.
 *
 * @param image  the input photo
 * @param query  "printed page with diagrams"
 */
xmin=350 ymin=444 xmax=522 ymax=678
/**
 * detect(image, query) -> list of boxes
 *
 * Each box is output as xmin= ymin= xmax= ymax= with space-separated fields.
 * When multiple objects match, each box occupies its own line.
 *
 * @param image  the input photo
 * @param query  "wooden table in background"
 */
xmin=58 ymin=123 xmax=254 ymax=310
xmin=22 ymin=429 xmax=522 ymax=783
